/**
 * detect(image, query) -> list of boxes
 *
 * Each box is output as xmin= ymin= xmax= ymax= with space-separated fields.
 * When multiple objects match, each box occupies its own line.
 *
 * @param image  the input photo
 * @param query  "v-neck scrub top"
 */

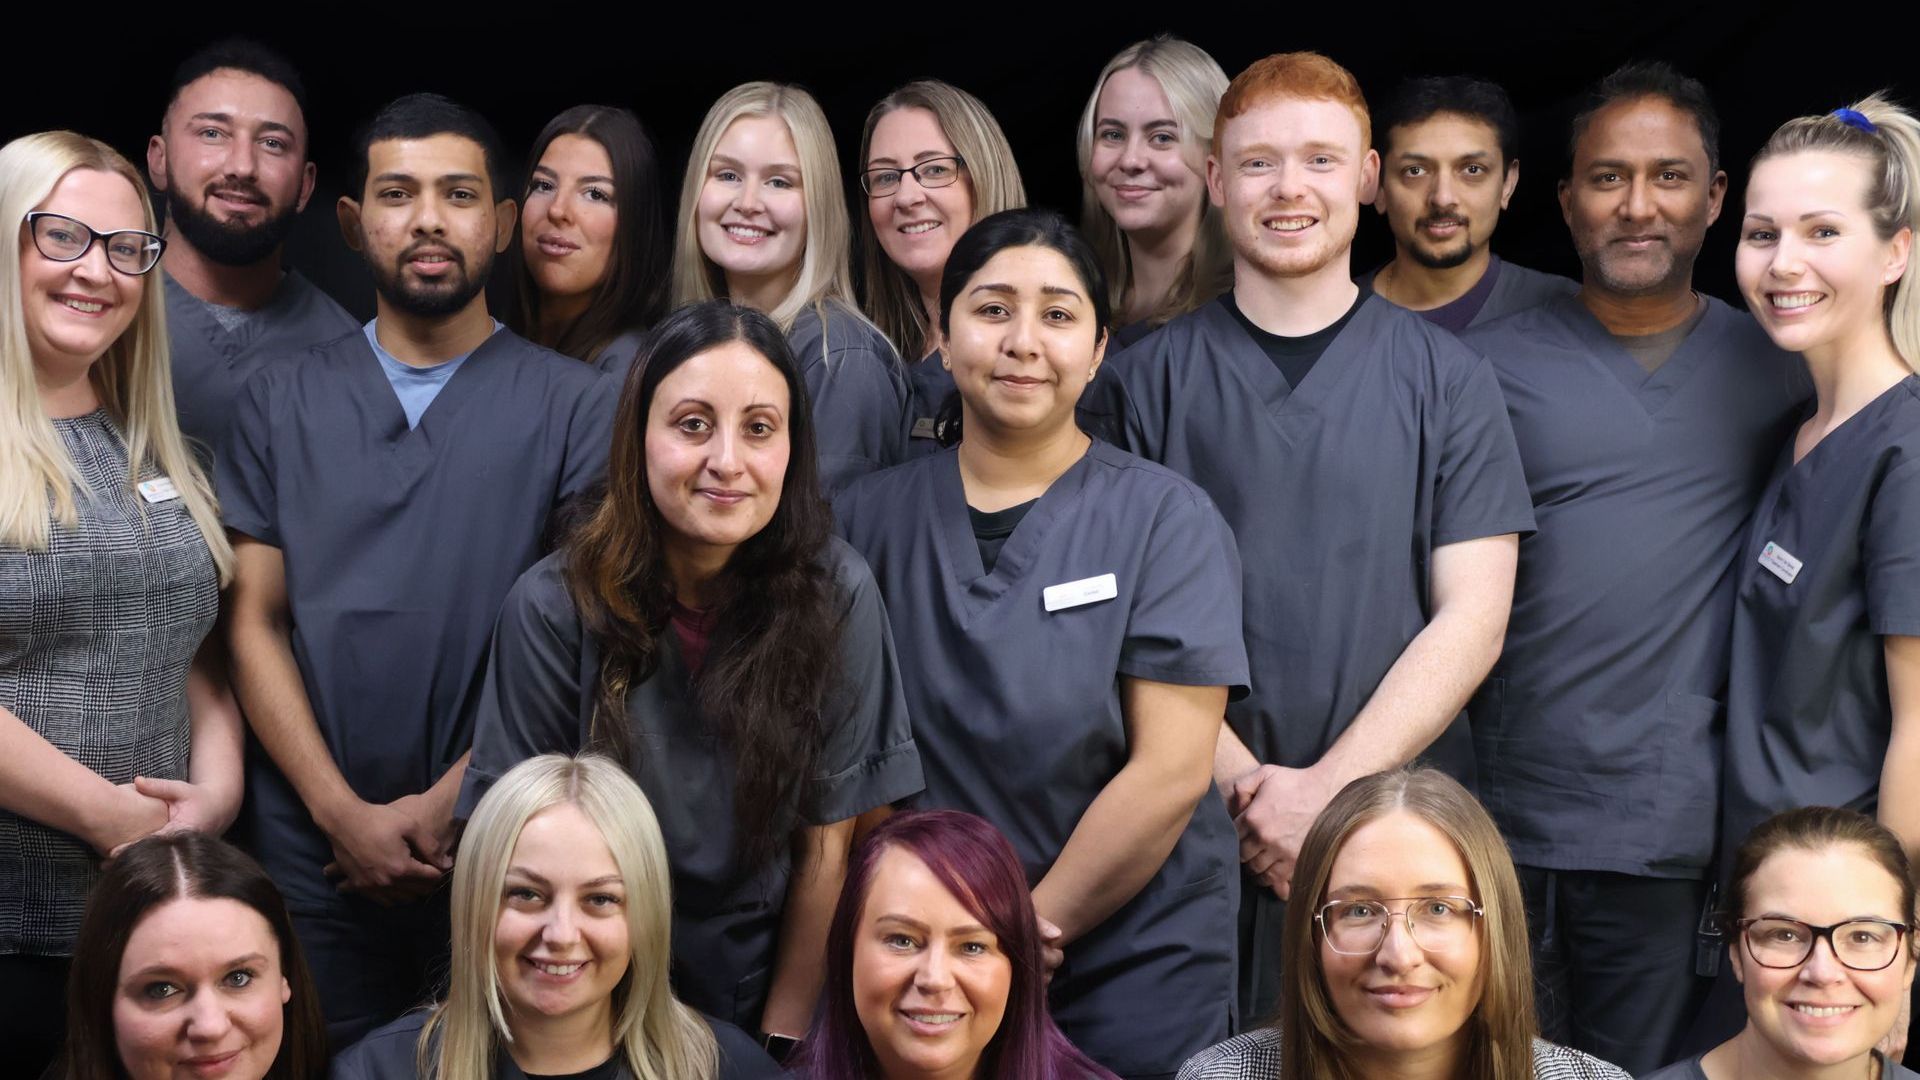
xmin=1463 ymin=296 xmax=1809 ymax=877
xmin=1089 ymin=293 xmax=1534 ymax=777
xmin=1721 ymin=374 xmax=1920 ymax=861
xmin=216 ymin=326 xmax=615 ymax=910
xmin=836 ymin=439 xmax=1250 ymax=1078
xmin=163 ymin=268 xmax=358 ymax=466
xmin=459 ymin=538 xmax=923 ymax=1029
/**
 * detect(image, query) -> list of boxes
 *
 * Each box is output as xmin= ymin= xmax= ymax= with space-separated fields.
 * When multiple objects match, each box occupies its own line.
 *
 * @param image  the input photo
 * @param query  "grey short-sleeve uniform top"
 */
xmin=788 ymin=300 xmax=908 ymax=494
xmin=0 ymin=411 xmax=218 ymax=955
xmin=163 ymin=268 xmax=357 ymax=466
xmin=1177 ymin=1027 xmax=1631 ymax=1080
xmin=459 ymin=537 xmax=923 ymax=1027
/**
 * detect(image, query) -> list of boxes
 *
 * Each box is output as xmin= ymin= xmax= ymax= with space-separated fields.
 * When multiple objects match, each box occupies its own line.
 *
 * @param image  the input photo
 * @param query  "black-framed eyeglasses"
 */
xmin=1316 ymin=896 xmax=1485 ymax=956
xmin=860 ymin=155 xmax=966 ymax=198
xmin=25 ymin=212 xmax=166 ymax=276
xmin=1737 ymin=917 xmax=1914 ymax=972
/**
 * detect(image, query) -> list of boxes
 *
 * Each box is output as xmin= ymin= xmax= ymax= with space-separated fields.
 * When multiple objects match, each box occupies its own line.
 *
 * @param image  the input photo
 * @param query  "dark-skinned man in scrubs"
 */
xmin=219 ymin=94 xmax=614 ymax=1046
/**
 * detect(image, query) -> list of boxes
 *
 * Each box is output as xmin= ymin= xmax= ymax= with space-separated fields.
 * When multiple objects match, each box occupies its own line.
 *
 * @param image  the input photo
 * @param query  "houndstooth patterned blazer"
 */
xmin=0 ymin=411 xmax=218 ymax=955
xmin=1178 ymin=1026 xmax=1634 ymax=1079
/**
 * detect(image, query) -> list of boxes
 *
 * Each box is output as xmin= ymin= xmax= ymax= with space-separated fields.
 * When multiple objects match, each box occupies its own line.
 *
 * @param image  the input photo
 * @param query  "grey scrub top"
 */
xmin=216 ymin=326 xmax=614 ymax=910
xmin=788 ymin=299 xmax=908 ymax=494
xmin=163 ymin=268 xmax=357 ymax=465
xmin=1722 ymin=375 xmax=1920 ymax=862
xmin=1463 ymin=296 xmax=1808 ymax=877
xmin=459 ymin=538 xmax=923 ymax=1029
xmin=836 ymin=439 xmax=1249 ymax=1078
xmin=1361 ymin=255 xmax=1579 ymax=333
xmin=1087 ymin=293 xmax=1535 ymax=777
xmin=590 ymin=326 xmax=648 ymax=381
xmin=331 ymin=1006 xmax=783 ymax=1079
xmin=901 ymin=350 xmax=955 ymax=458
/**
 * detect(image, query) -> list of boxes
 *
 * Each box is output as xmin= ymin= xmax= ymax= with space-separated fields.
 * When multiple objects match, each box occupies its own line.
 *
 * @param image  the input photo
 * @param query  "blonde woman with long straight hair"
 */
xmin=1179 ymin=768 xmax=1630 ymax=1080
xmin=674 ymin=81 xmax=906 ymax=494
xmin=1722 ymin=93 xmax=1920 ymax=887
xmin=856 ymin=79 xmax=1025 ymax=455
xmin=332 ymin=754 xmax=782 ymax=1079
xmin=0 ymin=130 xmax=238 ymax=1073
xmin=1078 ymin=35 xmax=1232 ymax=348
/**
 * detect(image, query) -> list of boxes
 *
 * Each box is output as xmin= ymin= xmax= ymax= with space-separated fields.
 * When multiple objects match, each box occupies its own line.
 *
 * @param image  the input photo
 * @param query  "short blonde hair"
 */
xmin=1076 ymin=36 xmax=1232 ymax=330
xmin=1278 ymin=767 xmax=1535 ymax=1080
xmin=856 ymin=80 xmax=1026 ymax=360
xmin=671 ymin=81 xmax=857 ymax=333
xmin=0 ymin=131 xmax=230 ymax=580
xmin=422 ymin=754 xmax=716 ymax=1080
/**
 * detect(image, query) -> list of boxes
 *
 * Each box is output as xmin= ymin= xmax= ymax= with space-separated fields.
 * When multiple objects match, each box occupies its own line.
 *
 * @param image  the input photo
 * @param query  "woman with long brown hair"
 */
xmin=461 ymin=300 xmax=922 ymax=1061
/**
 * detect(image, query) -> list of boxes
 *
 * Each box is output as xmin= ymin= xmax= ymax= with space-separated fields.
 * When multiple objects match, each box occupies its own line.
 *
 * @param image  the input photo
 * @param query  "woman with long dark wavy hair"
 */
xmin=461 ymin=299 xmax=923 ymax=1059
xmin=505 ymin=104 xmax=670 ymax=377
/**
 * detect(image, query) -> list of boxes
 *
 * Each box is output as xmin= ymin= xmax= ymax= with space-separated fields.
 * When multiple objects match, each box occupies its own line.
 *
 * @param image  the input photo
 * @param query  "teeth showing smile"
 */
xmin=533 ymin=961 xmax=583 ymax=976
xmin=1265 ymin=218 xmax=1314 ymax=232
xmin=900 ymin=222 xmax=940 ymax=235
xmin=726 ymin=225 xmax=770 ymax=239
xmin=1771 ymin=292 xmax=1824 ymax=309
xmin=62 ymin=298 xmax=104 ymax=313
xmin=1790 ymin=1004 xmax=1856 ymax=1017
xmin=906 ymin=1012 xmax=961 ymax=1023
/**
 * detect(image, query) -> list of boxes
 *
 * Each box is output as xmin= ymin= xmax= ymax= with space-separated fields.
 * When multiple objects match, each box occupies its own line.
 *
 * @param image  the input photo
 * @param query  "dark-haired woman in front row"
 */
xmin=62 ymin=832 xmax=327 ymax=1080
xmin=1643 ymin=807 xmax=1918 ymax=1080
xmin=836 ymin=208 xmax=1247 ymax=1079
xmin=462 ymin=300 xmax=923 ymax=1055
xmin=1179 ymin=768 xmax=1628 ymax=1080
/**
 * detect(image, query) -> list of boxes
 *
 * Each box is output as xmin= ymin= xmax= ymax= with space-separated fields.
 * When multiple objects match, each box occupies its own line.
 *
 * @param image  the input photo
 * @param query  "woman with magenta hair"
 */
xmin=793 ymin=810 xmax=1115 ymax=1080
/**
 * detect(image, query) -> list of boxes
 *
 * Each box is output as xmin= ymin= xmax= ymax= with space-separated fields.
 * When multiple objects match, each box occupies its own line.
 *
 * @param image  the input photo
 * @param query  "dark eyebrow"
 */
xmin=371 ymin=171 xmax=418 ymax=186
xmin=531 ymin=165 xmax=615 ymax=186
xmin=1589 ymin=157 xmax=1693 ymax=171
xmin=187 ymin=112 xmax=296 ymax=139
xmin=874 ymin=914 xmax=929 ymax=932
xmin=967 ymin=282 xmax=1087 ymax=303
xmin=913 ymin=150 xmax=954 ymax=163
xmin=126 ymin=952 xmax=270 ymax=982
xmin=436 ymin=173 xmax=486 ymax=186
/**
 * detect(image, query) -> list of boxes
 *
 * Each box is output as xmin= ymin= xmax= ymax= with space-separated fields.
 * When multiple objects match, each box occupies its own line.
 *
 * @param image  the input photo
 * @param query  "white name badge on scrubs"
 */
xmin=910 ymin=417 xmax=939 ymax=440
xmin=136 ymin=477 xmax=181 ymax=504
xmin=1758 ymin=541 xmax=1803 ymax=585
xmin=1044 ymin=573 xmax=1117 ymax=612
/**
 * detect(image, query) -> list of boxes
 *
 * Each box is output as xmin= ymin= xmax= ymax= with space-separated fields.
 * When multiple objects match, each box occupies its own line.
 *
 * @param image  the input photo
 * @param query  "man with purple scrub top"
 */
xmin=1460 ymin=62 xmax=1808 ymax=1074
xmin=1086 ymin=51 xmax=1533 ymax=1022
xmin=146 ymin=39 xmax=355 ymax=466
xmin=219 ymin=93 xmax=614 ymax=1046
xmin=1364 ymin=75 xmax=1577 ymax=332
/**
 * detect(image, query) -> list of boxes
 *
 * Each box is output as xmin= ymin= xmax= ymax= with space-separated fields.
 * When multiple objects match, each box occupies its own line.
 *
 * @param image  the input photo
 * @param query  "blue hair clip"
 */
xmin=1832 ymin=107 xmax=1879 ymax=134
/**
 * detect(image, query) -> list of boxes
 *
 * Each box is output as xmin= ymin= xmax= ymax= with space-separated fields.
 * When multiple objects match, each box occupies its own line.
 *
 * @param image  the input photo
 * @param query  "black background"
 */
xmin=3 ymin=9 xmax=1910 ymax=321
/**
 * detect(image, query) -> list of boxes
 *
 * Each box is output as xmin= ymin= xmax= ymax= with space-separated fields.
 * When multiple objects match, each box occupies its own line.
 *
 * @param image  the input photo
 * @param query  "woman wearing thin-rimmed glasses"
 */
xmin=0 ymin=131 xmax=237 ymax=1074
xmin=854 ymin=79 xmax=1025 ymax=455
xmin=1643 ymin=807 xmax=1919 ymax=1080
xmin=1180 ymin=767 xmax=1630 ymax=1080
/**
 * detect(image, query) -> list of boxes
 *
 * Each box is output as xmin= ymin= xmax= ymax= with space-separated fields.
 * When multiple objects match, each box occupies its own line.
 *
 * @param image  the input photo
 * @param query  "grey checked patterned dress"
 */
xmin=0 ymin=410 xmax=218 ymax=955
xmin=1178 ymin=1027 xmax=1633 ymax=1080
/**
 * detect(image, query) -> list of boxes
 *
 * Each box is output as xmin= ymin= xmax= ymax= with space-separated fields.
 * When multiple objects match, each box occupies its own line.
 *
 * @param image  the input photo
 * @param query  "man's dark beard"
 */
xmin=1408 ymin=219 xmax=1476 ymax=271
xmin=368 ymin=243 xmax=492 ymax=318
xmin=164 ymin=182 xmax=296 ymax=268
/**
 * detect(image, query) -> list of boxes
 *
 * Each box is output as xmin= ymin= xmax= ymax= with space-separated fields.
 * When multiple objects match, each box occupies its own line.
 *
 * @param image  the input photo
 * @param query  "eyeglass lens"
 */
xmin=1321 ymin=897 xmax=1479 ymax=955
xmin=30 ymin=214 xmax=164 ymax=275
xmin=1743 ymin=917 xmax=1906 ymax=971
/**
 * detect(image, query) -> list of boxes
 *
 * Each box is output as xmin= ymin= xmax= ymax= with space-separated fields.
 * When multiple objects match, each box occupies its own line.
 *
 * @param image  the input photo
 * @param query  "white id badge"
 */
xmin=910 ymin=417 xmax=939 ymax=440
xmin=136 ymin=477 xmax=181 ymax=504
xmin=1043 ymin=573 xmax=1117 ymax=612
xmin=1758 ymin=541 xmax=1803 ymax=585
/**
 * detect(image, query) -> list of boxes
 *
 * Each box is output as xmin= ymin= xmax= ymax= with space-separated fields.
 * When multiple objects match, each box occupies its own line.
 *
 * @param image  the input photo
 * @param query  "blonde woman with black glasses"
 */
xmin=0 ymin=130 xmax=237 ymax=1074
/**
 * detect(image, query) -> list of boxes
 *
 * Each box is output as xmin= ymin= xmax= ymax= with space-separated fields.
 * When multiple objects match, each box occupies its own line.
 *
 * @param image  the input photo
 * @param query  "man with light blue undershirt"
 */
xmin=218 ymin=93 xmax=613 ymax=1045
